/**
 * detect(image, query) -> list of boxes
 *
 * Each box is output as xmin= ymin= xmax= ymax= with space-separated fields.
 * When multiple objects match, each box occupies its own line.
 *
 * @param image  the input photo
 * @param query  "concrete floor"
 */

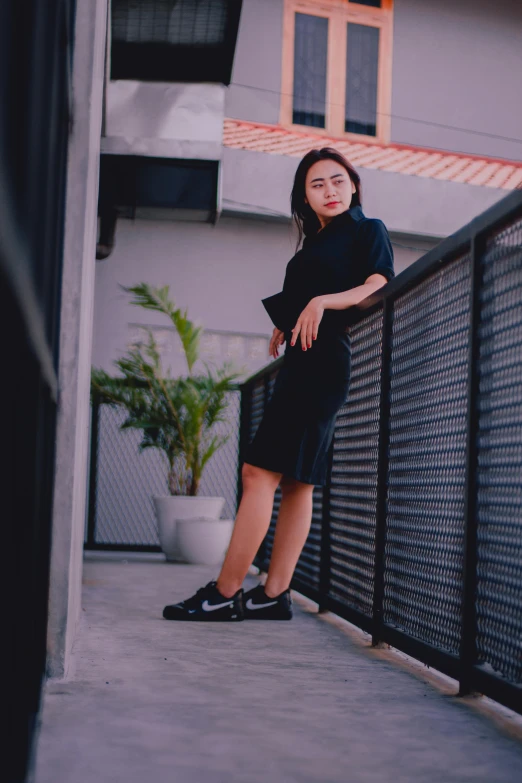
xmin=35 ymin=553 xmax=522 ymax=783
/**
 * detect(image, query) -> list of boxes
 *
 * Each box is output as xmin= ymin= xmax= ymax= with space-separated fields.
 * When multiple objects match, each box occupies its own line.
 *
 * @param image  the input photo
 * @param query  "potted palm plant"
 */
xmin=91 ymin=283 xmax=241 ymax=563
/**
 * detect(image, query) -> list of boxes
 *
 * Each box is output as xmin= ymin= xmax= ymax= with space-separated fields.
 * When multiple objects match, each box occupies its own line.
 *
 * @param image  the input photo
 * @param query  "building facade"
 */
xmin=94 ymin=0 xmax=522 ymax=376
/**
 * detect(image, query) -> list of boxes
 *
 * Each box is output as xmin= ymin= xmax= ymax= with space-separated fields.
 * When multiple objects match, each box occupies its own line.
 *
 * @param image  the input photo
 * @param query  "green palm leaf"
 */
xmin=91 ymin=283 xmax=242 ymax=496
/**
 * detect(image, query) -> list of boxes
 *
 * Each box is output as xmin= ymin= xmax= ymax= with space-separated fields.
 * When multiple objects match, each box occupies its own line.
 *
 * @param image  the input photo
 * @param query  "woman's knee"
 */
xmin=241 ymin=462 xmax=281 ymax=490
xmin=279 ymin=475 xmax=315 ymax=496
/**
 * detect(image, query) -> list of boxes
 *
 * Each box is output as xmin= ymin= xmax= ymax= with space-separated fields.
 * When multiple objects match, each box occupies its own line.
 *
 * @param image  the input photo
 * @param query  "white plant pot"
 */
xmin=177 ymin=518 xmax=235 ymax=566
xmin=153 ymin=495 xmax=225 ymax=562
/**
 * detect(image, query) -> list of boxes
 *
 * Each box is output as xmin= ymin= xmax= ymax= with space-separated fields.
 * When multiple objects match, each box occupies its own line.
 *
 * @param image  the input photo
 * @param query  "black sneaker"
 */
xmin=242 ymin=583 xmax=293 ymax=620
xmin=163 ymin=580 xmax=244 ymax=621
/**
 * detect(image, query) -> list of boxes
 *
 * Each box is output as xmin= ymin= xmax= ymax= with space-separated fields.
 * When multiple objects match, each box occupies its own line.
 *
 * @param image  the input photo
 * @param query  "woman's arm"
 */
xmin=318 ymin=272 xmax=389 ymax=310
xmin=290 ymin=274 xmax=389 ymax=350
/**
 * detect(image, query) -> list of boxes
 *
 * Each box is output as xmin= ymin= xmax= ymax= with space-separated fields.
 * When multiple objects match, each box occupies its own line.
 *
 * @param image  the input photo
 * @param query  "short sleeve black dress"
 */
xmin=243 ymin=204 xmax=395 ymax=486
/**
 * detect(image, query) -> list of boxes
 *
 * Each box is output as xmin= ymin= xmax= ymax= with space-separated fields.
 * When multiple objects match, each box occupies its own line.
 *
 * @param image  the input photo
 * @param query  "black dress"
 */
xmin=243 ymin=204 xmax=395 ymax=486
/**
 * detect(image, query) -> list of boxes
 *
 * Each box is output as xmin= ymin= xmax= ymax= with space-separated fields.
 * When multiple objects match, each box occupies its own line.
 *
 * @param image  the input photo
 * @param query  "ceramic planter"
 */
xmin=176 ymin=517 xmax=234 ymax=566
xmin=153 ymin=495 xmax=225 ymax=561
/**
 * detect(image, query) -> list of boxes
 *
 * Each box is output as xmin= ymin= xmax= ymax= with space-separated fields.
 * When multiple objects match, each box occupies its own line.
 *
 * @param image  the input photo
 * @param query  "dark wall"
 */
xmin=0 ymin=1 xmax=75 ymax=781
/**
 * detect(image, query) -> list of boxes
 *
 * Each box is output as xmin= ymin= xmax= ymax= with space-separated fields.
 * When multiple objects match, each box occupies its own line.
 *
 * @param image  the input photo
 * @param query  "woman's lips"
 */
xmin=325 ymin=201 xmax=340 ymax=207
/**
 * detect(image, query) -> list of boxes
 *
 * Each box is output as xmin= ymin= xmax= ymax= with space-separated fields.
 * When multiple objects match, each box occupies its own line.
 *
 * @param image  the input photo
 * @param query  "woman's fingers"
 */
xmin=303 ymin=320 xmax=315 ymax=350
xmin=269 ymin=329 xmax=285 ymax=358
xmin=292 ymin=319 xmax=318 ymax=350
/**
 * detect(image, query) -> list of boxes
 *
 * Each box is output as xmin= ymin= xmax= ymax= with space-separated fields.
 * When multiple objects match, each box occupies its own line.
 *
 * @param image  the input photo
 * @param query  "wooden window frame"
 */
xmin=281 ymin=0 xmax=393 ymax=144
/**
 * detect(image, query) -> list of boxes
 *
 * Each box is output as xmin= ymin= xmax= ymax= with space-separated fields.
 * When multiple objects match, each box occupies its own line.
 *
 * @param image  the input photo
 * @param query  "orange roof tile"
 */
xmin=223 ymin=119 xmax=522 ymax=190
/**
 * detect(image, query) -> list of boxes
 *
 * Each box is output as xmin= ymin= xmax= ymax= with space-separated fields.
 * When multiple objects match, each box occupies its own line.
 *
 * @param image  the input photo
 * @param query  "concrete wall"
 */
xmin=226 ymin=0 xmax=522 ymax=161
xmin=225 ymin=0 xmax=283 ymax=124
xmin=47 ymin=0 xmax=108 ymax=679
xmin=392 ymin=0 xmax=522 ymax=161
xmin=102 ymin=81 xmax=225 ymax=160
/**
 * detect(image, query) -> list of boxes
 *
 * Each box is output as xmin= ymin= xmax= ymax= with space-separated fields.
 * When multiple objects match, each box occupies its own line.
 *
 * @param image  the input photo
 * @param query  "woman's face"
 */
xmin=304 ymin=159 xmax=356 ymax=227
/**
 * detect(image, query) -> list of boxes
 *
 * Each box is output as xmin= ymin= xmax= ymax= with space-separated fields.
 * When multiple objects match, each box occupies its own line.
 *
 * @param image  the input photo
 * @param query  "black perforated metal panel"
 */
xmin=328 ymin=309 xmax=383 ymax=615
xmin=293 ymin=487 xmax=323 ymax=589
xmin=476 ymin=218 xmax=522 ymax=684
xmin=383 ymin=255 xmax=471 ymax=654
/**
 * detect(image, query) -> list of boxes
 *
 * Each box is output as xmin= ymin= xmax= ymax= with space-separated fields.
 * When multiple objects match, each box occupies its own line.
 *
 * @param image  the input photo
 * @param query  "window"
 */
xmin=98 ymin=155 xmax=219 ymax=220
xmin=281 ymin=0 xmax=393 ymax=142
xmin=292 ymin=13 xmax=328 ymax=128
xmin=110 ymin=0 xmax=242 ymax=83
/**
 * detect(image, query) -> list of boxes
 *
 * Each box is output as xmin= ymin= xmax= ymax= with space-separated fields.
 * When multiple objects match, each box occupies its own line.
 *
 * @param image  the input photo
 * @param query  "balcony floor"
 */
xmin=35 ymin=553 xmax=522 ymax=783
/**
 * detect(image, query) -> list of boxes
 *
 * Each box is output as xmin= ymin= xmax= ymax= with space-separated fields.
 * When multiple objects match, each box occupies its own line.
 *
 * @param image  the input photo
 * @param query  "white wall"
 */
xmin=225 ymin=0 xmax=283 ymax=124
xmin=103 ymin=81 xmax=225 ymax=160
xmin=392 ymin=0 xmax=522 ymax=161
xmin=47 ymin=0 xmax=108 ymax=679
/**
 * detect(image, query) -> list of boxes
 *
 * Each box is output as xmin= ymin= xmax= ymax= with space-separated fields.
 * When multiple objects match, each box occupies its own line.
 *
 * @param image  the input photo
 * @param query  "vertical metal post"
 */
xmin=86 ymin=399 xmax=100 ymax=549
xmin=459 ymin=235 xmax=483 ymax=695
xmin=263 ymin=371 xmax=271 ymax=409
xmin=319 ymin=437 xmax=335 ymax=612
xmin=372 ymin=299 xmax=394 ymax=645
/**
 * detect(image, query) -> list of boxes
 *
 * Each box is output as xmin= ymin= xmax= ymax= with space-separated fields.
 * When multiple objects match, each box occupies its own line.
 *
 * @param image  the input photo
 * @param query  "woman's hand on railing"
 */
xmin=291 ymin=297 xmax=325 ymax=351
xmin=269 ymin=327 xmax=286 ymax=359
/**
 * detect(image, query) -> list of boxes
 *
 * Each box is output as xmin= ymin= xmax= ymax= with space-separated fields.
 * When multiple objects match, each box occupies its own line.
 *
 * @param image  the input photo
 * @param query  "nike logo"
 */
xmin=201 ymin=599 xmax=234 ymax=612
xmin=246 ymin=598 xmax=278 ymax=610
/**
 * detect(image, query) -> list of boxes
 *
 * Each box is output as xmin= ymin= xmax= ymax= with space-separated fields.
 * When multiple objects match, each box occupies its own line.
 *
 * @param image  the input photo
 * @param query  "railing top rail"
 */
xmin=241 ymin=189 xmax=522 ymax=388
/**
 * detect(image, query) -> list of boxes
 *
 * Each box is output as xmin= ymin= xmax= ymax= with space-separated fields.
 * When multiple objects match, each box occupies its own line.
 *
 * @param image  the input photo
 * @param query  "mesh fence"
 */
xmin=384 ymin=254 xmax=471 ymax=654
xmin=112 ymin=0 xmax=228 ymax=45
xmin=87 ymin=391 xmax=240 ymax=547
xmin=329 ymin=308 xmax=383 ymax=617
xmin=476 ymin=216 xmax=522 ymax=683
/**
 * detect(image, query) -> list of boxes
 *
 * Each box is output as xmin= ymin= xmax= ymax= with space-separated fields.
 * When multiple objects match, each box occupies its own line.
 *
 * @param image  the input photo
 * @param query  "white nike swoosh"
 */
xmin=202 ymin=599 xmax=234 ymax=612
xmin=246 ymin=598 xmax=278 ymax=610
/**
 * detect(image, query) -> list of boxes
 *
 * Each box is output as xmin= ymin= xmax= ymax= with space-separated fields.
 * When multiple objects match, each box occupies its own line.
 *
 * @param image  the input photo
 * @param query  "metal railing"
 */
xmin=241 ymin=190 xmax=522 ymax=715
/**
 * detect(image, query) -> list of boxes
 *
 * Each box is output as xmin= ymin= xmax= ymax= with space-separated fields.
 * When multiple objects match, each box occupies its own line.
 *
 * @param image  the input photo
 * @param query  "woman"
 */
xmin=163 ymin=147 xmax=394 ymax=622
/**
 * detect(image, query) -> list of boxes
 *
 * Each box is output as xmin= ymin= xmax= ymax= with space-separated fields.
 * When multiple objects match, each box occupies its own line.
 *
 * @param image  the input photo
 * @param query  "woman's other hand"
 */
xmin=269 ymin=327 xmax=286 ymax=359
xmin=291 ymin=297 xmax=325 ymax=351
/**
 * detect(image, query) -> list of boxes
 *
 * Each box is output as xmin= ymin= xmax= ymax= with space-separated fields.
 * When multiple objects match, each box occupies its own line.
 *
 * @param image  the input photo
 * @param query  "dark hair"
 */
xmin=290 ymin=147 xmax=362 ymax=250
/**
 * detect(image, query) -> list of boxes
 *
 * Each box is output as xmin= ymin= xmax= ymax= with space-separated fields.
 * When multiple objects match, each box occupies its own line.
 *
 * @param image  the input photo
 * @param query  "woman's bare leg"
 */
xmin=216 ymin=462 xmax=282 ymax=598
xmin=263 ymin=477 xmax=315 ymax=598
